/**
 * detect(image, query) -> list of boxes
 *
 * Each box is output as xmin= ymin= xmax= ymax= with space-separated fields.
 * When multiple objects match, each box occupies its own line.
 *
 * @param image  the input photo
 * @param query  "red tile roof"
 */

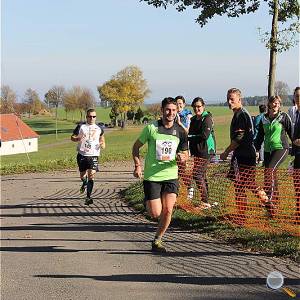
xmin=0 ymin=114 xmax=39 ymax=142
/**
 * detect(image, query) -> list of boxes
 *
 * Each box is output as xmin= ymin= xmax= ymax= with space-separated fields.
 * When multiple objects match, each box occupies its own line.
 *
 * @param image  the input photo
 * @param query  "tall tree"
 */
xmin=98 ymin=65 xmax=150 ymax=127
xmin=141 ymin=0 xmax=299 ymax=97
xmin=78 ymin=88 xmax=96 ymax=119
xmin=24 ymin=88 xmax=42 ymax=117
xmin=147 ymin=103 xmax=161 ymax=120
xmin=63 ymin=86 xmax=83 ymax=121
xmin=134 ymin=106 xmax=144 ymax=124
xmin=0 ymin=85 xmax=17 ymax=113
xmin=274 ymin=80 xmax=290 ymax=105
xmin=109 ymin=105 xmax=119 ymax=127
xmin=45 ymin=85 xmax=65 ymax=139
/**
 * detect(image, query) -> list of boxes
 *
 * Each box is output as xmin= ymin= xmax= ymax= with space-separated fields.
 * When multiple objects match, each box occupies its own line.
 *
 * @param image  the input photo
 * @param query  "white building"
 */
xmin=0 ymin=114 xmax=39 ymax=156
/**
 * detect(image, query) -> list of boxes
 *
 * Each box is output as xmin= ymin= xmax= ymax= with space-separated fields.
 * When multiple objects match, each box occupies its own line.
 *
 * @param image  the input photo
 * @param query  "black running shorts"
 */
xmin=143 ymin=179 xmax=179 ymax=201
xmin=77 ymin=153 xmax=98 ymax=172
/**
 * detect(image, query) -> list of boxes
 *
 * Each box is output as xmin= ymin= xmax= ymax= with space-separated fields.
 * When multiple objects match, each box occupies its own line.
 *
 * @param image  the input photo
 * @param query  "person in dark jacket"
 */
xmin=220 ymin=88 xmax=268 ymax=221
xmin=187 ymin=97 xmax=216 ymax=209
xmin=254 ymin=95 xmax=293 ymax=217
xmin=291 ymin=87 xmax=300 ymax=223
xmin=253 ymin=104 xmax=267 ymax=164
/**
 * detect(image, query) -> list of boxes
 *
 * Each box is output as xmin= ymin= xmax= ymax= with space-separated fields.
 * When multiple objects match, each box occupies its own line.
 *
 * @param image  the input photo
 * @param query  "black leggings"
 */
xmin=263 ymin=149 xmax=288 ymax=202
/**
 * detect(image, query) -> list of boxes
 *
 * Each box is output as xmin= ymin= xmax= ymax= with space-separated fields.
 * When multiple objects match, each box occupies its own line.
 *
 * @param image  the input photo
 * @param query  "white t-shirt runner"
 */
xmin=73 ymin=123 xmax=104 ymax=156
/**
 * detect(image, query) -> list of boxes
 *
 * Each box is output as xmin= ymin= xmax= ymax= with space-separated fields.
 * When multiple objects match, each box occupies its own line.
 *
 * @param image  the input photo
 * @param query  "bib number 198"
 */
xmin=156 ymin=140 xmax=176 ymax=161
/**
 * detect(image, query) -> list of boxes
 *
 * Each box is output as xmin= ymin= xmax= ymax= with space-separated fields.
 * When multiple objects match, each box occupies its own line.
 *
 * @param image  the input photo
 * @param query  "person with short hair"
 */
xmin=187 ymin=97 xmax=216 ymax=209
xmin=254 ymin=95 xmax=292 ymax=216
xmin=132 ymin=97 xmax=189 ymax=253
xmin=291 ymin=87 xmax=300 ymax=222
xmin=220 ymin=88 xmax=268 ymax=222
xmin=253 ymin=104 xmax=267 ymax=164
xmin=71 ymin=108 xmax=105 ymax=205
xmin=175 ymin=95 xmax=193 ymax=133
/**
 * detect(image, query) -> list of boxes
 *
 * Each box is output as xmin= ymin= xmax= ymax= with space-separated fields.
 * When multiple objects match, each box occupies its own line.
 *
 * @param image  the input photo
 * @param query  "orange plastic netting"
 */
xmin=177 ymin=157 xmax=300 ymax=236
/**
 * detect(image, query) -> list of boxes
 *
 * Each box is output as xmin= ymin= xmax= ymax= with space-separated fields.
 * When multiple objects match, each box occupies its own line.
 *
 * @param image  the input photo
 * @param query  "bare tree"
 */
xmin=24 ymin=88 xmax=42 ymax=118
xmin=275 ymin=81 xmax=290 ymax=105
xmin=63 ymin=86 xmax=81 ymax=121
xmin=147 ymin=103 xmax=161 ymax=120
xmin=78 ymin=88 xmax=96 ymax=120
xmin=45 ymin=85 xmax=65 ymax=139
xmin=0 ymin=85 xmax=17 ymax=113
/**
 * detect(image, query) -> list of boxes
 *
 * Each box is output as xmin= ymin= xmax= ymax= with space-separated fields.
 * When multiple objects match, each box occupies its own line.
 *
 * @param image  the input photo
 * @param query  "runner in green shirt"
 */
xmin=132 ymin=97 xmax=189 ymax=253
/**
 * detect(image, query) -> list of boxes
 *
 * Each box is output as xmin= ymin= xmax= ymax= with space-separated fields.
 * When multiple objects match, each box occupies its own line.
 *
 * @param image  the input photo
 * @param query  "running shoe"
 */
xmin=151 ymin=240 xmax=167 ymax=253
xmin=197 ymin=202 xmax=212 ymax=210
xmin=187 ymin=187 xmax=194 ymax=200
xmin=255 ymin=187 xmax=268 ymax=205
xmin=84 ymin=197 xmax=93 ymax=205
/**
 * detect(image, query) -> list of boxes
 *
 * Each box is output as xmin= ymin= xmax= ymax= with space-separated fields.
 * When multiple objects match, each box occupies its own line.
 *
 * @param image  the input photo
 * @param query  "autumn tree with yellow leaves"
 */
xmin=98 ymin=65 xmax=150 ymax=127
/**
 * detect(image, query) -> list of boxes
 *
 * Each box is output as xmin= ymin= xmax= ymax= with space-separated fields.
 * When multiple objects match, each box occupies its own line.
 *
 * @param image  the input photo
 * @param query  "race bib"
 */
xmin=156 ymin=140 xmax=177 ymax=161
xmin=80 ymin=139 xmax=94 ymax=155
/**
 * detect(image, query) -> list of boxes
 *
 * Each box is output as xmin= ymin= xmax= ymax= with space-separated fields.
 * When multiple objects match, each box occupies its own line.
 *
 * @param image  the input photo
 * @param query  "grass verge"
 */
xmin=122 ymin=181 xmax=300 ymax=262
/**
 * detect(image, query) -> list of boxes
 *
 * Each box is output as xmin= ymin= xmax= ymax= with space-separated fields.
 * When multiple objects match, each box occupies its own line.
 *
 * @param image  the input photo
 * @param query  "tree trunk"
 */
xmin=268 ymin=0 xmax=278 ymax=98
xmin=123 ymin=112 xmax=127 ymax=128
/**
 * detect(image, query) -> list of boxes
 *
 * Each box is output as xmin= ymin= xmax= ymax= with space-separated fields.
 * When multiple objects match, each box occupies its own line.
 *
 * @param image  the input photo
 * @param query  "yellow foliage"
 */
xmin=98 ymin=65 xmax=150 ymax=113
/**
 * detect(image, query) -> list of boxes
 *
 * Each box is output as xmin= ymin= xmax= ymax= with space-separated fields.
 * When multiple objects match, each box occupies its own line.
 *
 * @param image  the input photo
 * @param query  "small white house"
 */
xmin=0 ymin=114 xmax=39 ymax=156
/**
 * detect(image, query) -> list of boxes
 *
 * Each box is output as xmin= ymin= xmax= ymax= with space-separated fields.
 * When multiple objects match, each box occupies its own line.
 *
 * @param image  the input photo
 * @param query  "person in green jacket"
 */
xmin=254 ymin=95 xmax=293 ymax=217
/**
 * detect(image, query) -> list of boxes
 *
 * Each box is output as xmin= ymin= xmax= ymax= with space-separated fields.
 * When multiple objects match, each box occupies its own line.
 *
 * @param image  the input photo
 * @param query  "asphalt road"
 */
xmin=1 ymin=161 xmax=299 ymax=300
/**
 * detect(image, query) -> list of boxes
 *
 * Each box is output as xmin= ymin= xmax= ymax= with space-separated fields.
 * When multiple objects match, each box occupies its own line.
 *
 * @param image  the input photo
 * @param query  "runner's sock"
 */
xmin=154 ymin=235 xmax=162 ymax=243
xmin=81 ymin=176 xmax=88 ymax=186
xmin=87 ymin=179 xmax=94 ymax=198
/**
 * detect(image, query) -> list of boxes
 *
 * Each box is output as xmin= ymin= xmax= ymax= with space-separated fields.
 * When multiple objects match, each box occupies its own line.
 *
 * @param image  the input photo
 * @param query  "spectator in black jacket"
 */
xmin=220 ymin=88 xmax=268 ymax=222
xmin=187 ymin=97 xmax=215 ymax=209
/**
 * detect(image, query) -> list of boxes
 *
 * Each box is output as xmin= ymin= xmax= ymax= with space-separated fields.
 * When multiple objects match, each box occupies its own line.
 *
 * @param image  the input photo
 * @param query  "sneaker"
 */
xmin=84 ymin=197 xmax=93 ymax=205
xmin=151 ymin=240 xmax=167 ymax=253
xmin=80 ymin=185 xmax=86 ymax=194
xmin=256 ymin=188 xmax=268 ymax=204
xmin=198 ymin=202 xmax=212 ymax=210
xmin=187 ymin=187 xmax=194 ymax=200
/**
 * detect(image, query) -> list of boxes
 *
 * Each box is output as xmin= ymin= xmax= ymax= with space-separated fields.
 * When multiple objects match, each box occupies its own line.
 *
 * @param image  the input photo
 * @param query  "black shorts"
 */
xmin=77 ymin=153 xmax=98 ymax=172
xmin=143 ymin=179 xmax=179 ymax=201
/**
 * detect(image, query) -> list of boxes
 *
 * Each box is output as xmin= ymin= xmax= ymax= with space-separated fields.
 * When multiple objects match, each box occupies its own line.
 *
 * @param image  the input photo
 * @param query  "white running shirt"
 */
xmin=75 ymin=123 xmax=103 ymax=156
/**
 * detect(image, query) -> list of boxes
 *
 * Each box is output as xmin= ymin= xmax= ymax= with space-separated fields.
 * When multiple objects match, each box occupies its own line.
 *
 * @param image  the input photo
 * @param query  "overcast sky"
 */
xmin=2 ymin=0 xmax=299 ymax=104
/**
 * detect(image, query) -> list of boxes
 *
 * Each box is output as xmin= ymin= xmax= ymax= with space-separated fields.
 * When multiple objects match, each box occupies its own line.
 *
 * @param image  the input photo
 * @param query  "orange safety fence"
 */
xmin=177 ymin=157 xmax=300 ymax=236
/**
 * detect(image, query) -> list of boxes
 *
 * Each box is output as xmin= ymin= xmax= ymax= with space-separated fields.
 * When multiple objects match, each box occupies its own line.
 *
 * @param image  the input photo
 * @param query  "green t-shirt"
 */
xmin=138 ymin=120 xmax=188 ymax=181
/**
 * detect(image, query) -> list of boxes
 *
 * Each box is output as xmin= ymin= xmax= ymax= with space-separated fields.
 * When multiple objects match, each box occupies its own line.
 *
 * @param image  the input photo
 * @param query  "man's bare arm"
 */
xmin=132 ymin=139 xmax=144 ymax=178
xmin=100 ymin=135 xmax=105 ymax=149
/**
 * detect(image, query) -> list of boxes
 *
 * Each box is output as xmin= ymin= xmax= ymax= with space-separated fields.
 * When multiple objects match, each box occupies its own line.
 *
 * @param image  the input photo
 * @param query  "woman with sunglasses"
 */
xmin=187 ymin=97 xmax=216 ymax=209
